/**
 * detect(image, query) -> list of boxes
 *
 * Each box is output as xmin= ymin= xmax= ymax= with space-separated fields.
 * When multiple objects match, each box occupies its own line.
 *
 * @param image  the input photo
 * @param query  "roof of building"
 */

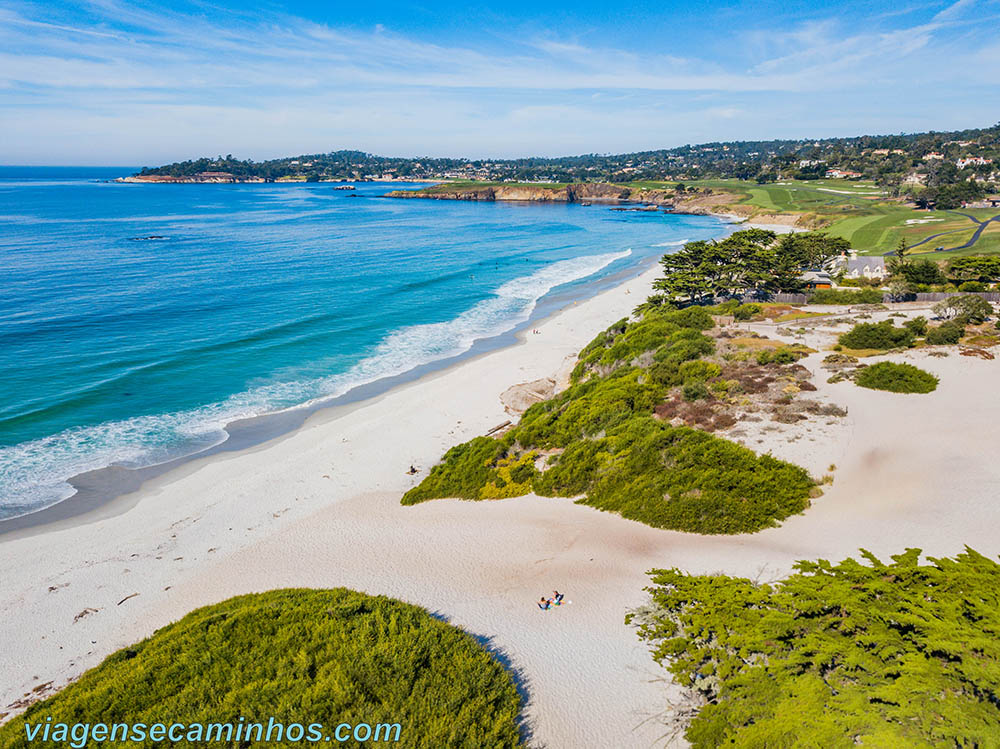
xmin=845 ymin=257 xmax=886 ymax=271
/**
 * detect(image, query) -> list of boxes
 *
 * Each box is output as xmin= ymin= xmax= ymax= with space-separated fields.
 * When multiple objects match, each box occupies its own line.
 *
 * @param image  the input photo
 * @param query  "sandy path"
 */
xmin=3 ymin=287 xmax=1000 ymax=747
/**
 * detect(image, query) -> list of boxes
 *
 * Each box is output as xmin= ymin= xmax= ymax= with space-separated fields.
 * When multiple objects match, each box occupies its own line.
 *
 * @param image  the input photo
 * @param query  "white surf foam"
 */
xmin=0 ymin=249 xmax=632 ymax=519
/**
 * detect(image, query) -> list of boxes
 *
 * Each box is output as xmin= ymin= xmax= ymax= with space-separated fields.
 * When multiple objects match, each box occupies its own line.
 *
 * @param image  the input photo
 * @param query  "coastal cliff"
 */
xmin=383 ymin=182 xmax=813 ymax=228
xmin=385 ymin=182 xmax=661 ymax=205
xmin=119 ymin=172 xmax=267 ymax=184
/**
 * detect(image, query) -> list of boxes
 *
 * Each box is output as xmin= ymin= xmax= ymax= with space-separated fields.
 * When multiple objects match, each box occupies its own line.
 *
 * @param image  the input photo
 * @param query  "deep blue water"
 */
xmin=0 ymin=167 xmax=725 ymax=518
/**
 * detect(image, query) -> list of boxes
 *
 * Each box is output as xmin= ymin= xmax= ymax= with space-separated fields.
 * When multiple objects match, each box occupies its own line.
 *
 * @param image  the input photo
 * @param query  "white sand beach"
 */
xmin=3 ymin=274 xmax=1000 ymax=747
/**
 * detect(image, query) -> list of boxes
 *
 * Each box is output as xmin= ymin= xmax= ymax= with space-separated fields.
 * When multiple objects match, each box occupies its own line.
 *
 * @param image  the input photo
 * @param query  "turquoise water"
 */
xmin=0 ymin=168 xmax=725 ymax=519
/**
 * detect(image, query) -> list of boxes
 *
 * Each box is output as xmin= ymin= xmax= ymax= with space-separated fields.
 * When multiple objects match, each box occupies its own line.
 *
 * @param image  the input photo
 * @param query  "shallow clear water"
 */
xmin=0 ymin=168 xmax=725 ymax=518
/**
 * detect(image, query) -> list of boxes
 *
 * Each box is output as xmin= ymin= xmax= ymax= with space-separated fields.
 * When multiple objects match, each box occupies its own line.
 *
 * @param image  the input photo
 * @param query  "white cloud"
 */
xmin=0 ymin=1 xmax=996 ymax=162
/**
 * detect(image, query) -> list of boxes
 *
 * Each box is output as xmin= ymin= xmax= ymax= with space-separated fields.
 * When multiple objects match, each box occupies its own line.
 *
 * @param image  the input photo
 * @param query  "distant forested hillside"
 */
xmin=138 ymin=124 xmax=999 ymax=188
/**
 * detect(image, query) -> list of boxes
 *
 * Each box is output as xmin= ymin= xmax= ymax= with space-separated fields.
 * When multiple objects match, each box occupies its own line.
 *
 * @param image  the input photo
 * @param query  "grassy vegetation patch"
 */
xmin=808 ymin=288 xmax=885 ymax=305
xmin=404 ymin=306 xmax=815 ymax=534
xmin=631 ymin=548 xmax=1000 ymax=748
xmin=0 ymin=589 xmax=525 ymax=749
xmin=855 ymin=361 xmax=938 ymax=393
xmin=838 ymin=320 xmax=915 ymax=350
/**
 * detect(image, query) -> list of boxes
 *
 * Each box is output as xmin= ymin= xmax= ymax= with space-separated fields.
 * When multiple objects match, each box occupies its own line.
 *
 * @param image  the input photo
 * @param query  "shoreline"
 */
xmin=0 ymin=257 xmax=681 ymax=747
xmin=2 ymin=209 xmax=802 ymax=538
xmin=0 ymin=249 xmax=677 ymax=538
xmin=3 ymin=262 xmax=1000 ymax=746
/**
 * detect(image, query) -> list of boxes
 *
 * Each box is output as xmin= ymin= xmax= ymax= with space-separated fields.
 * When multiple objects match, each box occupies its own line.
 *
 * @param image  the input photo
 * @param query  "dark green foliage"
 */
xmin=947 ymin=255 xmax=1000 ymax=283
xmin=959 ymin=280 xmax=987 ymax=292
xmin=653 ymin=230 xmax=787 ymax=302
xmin=404 ymin=306 xmax=814 ymax=534
xmin=515 ymin=369 xmax=666 ymax=448
xmin=855 ymin=362 xmax=938 ymax=393
xmin=838 ymin=320 xmax=915 ymax=349
xmin=775 ymin=232 xmax=851 ymax=271
xmin=572 ymin=307 xmax=714 ymax=383
xmin=632 ymin=548 xmax=1000 ymax=748
xmin=755 ymin=346 xmax=803 ymax=365
xmin=925 ymin=321 xmax=965 ymax=345
xmin=681 ymin=381 xmax=710 ymax=401
xmin=0 ymin=589 xmax=524 ymax=749
xmin=534 ymin=418 xmax=813 ymax=534
xmin=933 ymin=294 xmax=994 ymax=325
xmin=902 ymin=316 xmax=928 ymax=336
xmin=898 ymin=258 xmax=946 ymax=285
xmin=806 ymin=287 xmax=884 ymax=304
xmin=915 ymin=179 xmax=985 ymax=209
xmin=401 ymin=437 xmax=503 ymax=503
xmin=732 ymin=303 xmax=761 ymax=321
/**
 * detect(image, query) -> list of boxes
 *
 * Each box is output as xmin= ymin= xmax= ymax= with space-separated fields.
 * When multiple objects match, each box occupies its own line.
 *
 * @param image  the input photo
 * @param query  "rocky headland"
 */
xmin=381 ymin=181 xmax=806 ymax=225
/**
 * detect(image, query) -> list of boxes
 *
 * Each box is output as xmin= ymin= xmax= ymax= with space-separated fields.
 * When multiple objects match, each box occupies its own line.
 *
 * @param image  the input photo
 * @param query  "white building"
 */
xmin=957 ymin=157 xmax=992 ymax=169
xmin=828 ymin=251 xmax=887 ymax=280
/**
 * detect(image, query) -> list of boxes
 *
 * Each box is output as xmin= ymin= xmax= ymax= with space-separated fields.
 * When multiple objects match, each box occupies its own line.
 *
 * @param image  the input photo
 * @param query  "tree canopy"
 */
xmin=653 ymin=230 xmax=853 ymax=303
xmin=0 ymin=589 xmax=524 ymax=749
xmin=632 ymin=548 xmax=1000 ymax=748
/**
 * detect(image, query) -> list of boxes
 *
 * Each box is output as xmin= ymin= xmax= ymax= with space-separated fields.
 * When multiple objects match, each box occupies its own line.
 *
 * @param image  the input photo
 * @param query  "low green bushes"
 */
xmin=933 ymin=294 xmax=994 ymax=324
xmin=404 ymin=306 xmax=815 ymax=534
xmin=755 ymin=346 xmax=806 ymax=365
xmin=902 ymin=316 xmax=928 ymax=336
xmin=838 ymin=320 xmax=914 ymax=350
xmin=959 ymin=281 xmax=987 ymax=292
xmin=631 ymin=548 xmax=1000 ymax=748
xmin=733 ymin=303 xmax=761 ymax=321
xmin=807 ymin=288 xmax=884 ymax=305
xmin=535 ymin=418 xmax=812 ymax=534
xmin=925 ymin=321 xmax=965 ymax=345
xmin=855 ymin=362 xmax=938 ymax=393
xmin=0 ymin=589 xmax=524 ymax=749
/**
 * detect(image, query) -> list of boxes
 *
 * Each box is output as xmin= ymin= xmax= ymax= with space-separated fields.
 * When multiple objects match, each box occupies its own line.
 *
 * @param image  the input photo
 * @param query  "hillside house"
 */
xmin=825 ymin=169 xmax=863 ymax=179
xmin=957 ymin=157 xmax=992 ymax=169
xmin=828 ymin=251 xmax=887 ymax=280
xmin=799 ymin=270 xmax=834 ymax=290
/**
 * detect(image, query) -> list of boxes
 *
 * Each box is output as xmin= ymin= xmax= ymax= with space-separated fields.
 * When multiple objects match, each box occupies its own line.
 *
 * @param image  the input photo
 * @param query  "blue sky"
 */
xmin=1 ymin=0 xmax=998 ymax=164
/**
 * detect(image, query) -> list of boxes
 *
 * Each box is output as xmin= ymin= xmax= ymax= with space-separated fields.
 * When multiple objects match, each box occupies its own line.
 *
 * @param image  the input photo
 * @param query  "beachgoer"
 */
xmin=552 ymin=590 xmax=564 ymax=605
xmin=407 ymin=465 xmax=417 ymax=475
xmin=537 ymin=597 xmax=551 ymax=610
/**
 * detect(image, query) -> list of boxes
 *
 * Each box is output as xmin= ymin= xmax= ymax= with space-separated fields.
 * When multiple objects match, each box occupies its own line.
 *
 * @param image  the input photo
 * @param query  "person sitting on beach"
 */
xmin=537 ymin=597 xmax=551 ymax=610
xmin=552 ymin=590 xmax=564 ymax=605
xmin=407 ymin=465 xmax=417 ymax=475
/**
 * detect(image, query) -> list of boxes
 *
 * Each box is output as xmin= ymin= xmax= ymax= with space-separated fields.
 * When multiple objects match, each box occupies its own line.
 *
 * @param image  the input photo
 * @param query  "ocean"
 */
xmin=0 ymin=167 xmax=726 ymax=520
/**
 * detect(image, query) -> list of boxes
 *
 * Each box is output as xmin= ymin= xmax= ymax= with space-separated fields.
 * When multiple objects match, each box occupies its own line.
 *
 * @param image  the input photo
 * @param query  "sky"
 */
xmin=1 ymin=0 xmax=999 ymax=165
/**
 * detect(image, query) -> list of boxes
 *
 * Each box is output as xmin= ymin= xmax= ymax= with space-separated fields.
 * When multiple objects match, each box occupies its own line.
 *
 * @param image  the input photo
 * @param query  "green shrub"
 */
xmin=733 ymin=303 xmax=761 ymax=321
xmin=0 ymin=589 xmax=524 ymax=749
xmin=933 ymin=294 xmax=993 ymax=325
xmin=807 ymin=288 xmax=884 ymax=305
xmin=405 ymin=301 xmax=814 ymax=534
xmin=678 ymin=360 xmax=722 ymax=382
xmin=631 ymin=548 xmax=1000 ymax=748
xmin=756 ymin=346 xmax=803 ymax=365
xmin=855 ymin=362 xmax=938 ymax=393
xmin=838 ymin=320 xmax=914 ymax=350
xmin=402 ymin=437 xmax=504 ymax=503
xmin=681 ymin=380 xmax=710 ymax=401
xmin=535 ymin=418 xmax=813 ymax=534
xmin=902 ymin=316 xmax=928 ymax=336
xmin=479 ymin=451 xmax=538 ymax=499
xmin=925 ymin=321 xmax=965 ymax=345
xmin=959 ymin=281 xmax=987 ymax=292
xmin=572 ymin=309 xmax=715 ymax=382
